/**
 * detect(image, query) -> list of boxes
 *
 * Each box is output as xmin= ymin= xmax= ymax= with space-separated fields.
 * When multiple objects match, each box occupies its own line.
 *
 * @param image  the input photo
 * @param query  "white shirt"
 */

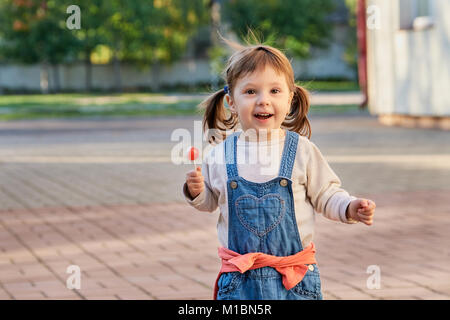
xmin=183 ymin=132 xmax=357 ymax=250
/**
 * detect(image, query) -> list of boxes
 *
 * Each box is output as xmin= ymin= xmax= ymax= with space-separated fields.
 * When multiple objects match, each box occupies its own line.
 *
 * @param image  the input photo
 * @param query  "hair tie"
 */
xmin=224 ymin=85 xmax=229 ymax=94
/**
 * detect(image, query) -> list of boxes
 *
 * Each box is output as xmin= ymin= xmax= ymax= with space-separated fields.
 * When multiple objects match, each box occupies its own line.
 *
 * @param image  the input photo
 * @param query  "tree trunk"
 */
xmin=52 ymin=64 xmax=61 ymax=93
xmin=40 ymin=61 xmax=49 ymax=94
xmin=150 ymin=61 xmax=161 ymax=92
xmin=112 ymin=53 xmax=122 ymax=93
xmin=85 ymin=49 xmax=92 ymax=92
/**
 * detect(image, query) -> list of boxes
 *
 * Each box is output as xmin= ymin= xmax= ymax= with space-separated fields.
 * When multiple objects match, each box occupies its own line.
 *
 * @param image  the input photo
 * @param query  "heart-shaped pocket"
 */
xmin=235 ymin=194 xmax=285 ymax=237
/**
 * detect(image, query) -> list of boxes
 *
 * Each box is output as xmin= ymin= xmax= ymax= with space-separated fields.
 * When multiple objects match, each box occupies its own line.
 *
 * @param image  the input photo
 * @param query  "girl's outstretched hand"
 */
xmin=186 ymin=166 xmax=205 ymax=200
xmin=346 ymin=199 xmax=376 ymax=225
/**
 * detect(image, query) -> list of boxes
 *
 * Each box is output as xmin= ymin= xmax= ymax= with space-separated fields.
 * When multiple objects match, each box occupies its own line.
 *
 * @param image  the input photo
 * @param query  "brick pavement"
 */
xmin=0 ymin=111 xmax=449 ymax=300
xmin=1 ymin=190 xmax=449 ymax=300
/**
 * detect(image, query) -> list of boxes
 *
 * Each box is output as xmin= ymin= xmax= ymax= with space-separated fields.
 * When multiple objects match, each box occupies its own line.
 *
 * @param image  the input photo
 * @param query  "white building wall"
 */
xmin=0 ymin=64 xmax=41 ymax=90
xmin=367 ymin=0 xmax=397 ymax=115
xmin=368 ymin=0 xmax=450 ymax=116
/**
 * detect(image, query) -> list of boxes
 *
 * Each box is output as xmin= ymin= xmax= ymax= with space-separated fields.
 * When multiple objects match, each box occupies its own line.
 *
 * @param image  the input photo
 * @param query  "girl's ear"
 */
xmin=285 ymin=91 xmax=294 ymax=117
xmin=226 ymin=94 xmax=236 ymax=114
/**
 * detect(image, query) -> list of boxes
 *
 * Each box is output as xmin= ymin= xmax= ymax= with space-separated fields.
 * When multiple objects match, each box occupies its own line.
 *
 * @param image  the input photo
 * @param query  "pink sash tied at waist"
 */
xmin=213 ymin=242 xmax=317 ymax=299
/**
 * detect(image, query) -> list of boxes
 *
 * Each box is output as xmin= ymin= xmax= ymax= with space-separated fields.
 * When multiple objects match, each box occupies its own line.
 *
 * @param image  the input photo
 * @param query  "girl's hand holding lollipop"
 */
xmin=186 ymin=147 xmax=204 ymax=199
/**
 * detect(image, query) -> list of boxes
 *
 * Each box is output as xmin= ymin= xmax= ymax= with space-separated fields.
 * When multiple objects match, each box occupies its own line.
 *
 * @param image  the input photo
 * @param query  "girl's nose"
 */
xmin=256 ymin=92 xmax=270 ymax=105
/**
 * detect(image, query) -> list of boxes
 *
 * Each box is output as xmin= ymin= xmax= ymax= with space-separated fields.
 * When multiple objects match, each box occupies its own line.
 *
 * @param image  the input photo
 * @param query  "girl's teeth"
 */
xmin=255 ymin=114 xmax=272 ymax=119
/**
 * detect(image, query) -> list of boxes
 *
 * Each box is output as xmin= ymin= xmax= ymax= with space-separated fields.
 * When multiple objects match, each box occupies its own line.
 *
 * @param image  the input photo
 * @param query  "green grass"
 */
xmin=0 ymin=93 xmax=204 ymax=120
xmin=309 ymin=104 xmax=360 ymax=114
xmin=299 ymin=80 xmax=360 ymax=92
xmin=0 ymin=91 xmax=362 ymax=120
xmin=0 ymin=93 xmax=183 ymax=106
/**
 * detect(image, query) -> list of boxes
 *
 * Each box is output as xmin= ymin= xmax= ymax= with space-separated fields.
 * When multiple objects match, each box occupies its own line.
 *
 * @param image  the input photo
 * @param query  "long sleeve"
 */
xmin=305 ymin=141 xmax=357 ymax=224
xmin=183 ymin=158 xmax=219 ymax=213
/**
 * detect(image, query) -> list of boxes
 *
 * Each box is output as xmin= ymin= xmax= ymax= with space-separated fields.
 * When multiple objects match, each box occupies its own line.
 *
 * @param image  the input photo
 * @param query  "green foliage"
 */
xmin=0 ymin=0 xmax=209 ymax=66
xmin=345 ymin=0 xmax=358 ymax=26
xmin=0 ymin=0 xmax=80 ymax=64
xmin=75 ymin=0 xmax=210 ymax=66
xmin=70 ymin=0 xmax=110 ymax=60
xmin=222 ymin=0 xmax=336 ymax=58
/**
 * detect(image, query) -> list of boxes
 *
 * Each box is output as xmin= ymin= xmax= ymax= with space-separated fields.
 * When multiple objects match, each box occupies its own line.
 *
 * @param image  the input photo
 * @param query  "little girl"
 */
xmin=183 ymin=41 xmax=376 ymax=300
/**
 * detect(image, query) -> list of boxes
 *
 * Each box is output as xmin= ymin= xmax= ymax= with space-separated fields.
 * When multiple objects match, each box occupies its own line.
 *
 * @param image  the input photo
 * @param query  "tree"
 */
xmin=222 ymin=0 xmax=336 ymax=58
xmin=0 ymin=0 xmax=80 ymax=93
xmin=0 ymin=0 xmax=209 ymax=93
xmin=98 ymin=0 xmax=209 ymax=91
xmin=70 ymin=0 xmax=110 ymax=92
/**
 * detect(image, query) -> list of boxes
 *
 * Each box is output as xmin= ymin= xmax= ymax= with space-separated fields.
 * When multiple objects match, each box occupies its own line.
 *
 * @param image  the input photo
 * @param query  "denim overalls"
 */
xmin=216 ymin=130 xmax=323 ymax=300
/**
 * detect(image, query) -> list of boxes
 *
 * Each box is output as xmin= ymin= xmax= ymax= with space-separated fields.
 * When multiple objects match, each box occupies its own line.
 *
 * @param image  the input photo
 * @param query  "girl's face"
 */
xmin=226 ymin=66 xmax=294 ymax=141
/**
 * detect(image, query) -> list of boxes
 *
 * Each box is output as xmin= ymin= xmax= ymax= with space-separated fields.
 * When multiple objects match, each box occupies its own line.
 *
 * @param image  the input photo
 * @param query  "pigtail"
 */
xmin=200 ymin=88 xmax=239 ymax=144
xmin=283 ymin=84 xmax=312 ymax=139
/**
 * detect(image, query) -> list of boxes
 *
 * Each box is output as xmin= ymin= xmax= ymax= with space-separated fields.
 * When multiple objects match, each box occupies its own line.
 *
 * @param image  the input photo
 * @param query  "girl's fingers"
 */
xmin=187 ymin=175 xmax=204 ymax=181
xmin=364 ymin=200 xmax=376 ymax=209
xmin=189 ymin=184 xmax=204 ymax=190
xmin=357 ymin=212 xmax=373 ymax=221
xmin=358 ymin=208 xmax=374 ymax=216
xmin=359 ymin=201 xmax=375 ymax=212
xmin=358 ymin=216 xmax=373 ymax=225
xmin=189 ymin=182 xmax=204 ymax=188
xmin=187 ymin=173 xmax=203 ymax=179
xmin=187 ymin=181 xmax=203 ymax=187
xmin=188 ymin=178 xmax=204 ymax=184
xmin=358 ymin=213 xmax=373 ymax=220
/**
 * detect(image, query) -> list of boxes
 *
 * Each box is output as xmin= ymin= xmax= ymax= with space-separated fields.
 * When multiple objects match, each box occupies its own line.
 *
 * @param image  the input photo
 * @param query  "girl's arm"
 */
xmin=305 ymin=141 xmax=357 ymax=224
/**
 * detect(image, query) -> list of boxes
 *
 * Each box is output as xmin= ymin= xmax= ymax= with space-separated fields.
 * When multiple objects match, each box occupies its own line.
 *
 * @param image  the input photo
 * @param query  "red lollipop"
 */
xmin=187 ymin=146 xmax=199 ymax=169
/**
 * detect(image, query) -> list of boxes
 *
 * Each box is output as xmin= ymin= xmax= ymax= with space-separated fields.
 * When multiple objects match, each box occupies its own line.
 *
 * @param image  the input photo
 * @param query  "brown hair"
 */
xmin=200 ymin=36 xmax=311 ymax=144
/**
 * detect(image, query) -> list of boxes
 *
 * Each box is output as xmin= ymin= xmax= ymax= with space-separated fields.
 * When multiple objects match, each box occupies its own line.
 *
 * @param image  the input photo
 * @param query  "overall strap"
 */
xmin=278 ymin=131 xmax=299 ymax=179
xmin=224 ymin=131 xmax=240 ymax=179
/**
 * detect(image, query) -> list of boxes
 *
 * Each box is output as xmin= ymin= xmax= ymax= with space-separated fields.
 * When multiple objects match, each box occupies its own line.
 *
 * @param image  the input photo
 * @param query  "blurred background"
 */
xmin=0 ymin=0 xmax=449 ymax=300
xmin=0 ymin=0 xmax=364 ymax=118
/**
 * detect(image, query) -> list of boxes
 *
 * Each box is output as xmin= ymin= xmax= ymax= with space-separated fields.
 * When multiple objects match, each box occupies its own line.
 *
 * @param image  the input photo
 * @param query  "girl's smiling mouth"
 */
xmin=254 ymin=113 xmax=274 ymax=121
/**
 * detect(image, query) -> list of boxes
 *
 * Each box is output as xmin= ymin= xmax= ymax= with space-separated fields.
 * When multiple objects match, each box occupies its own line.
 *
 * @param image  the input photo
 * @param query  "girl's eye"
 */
xmin=245 ymin=89 xmax=280 ymax=94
